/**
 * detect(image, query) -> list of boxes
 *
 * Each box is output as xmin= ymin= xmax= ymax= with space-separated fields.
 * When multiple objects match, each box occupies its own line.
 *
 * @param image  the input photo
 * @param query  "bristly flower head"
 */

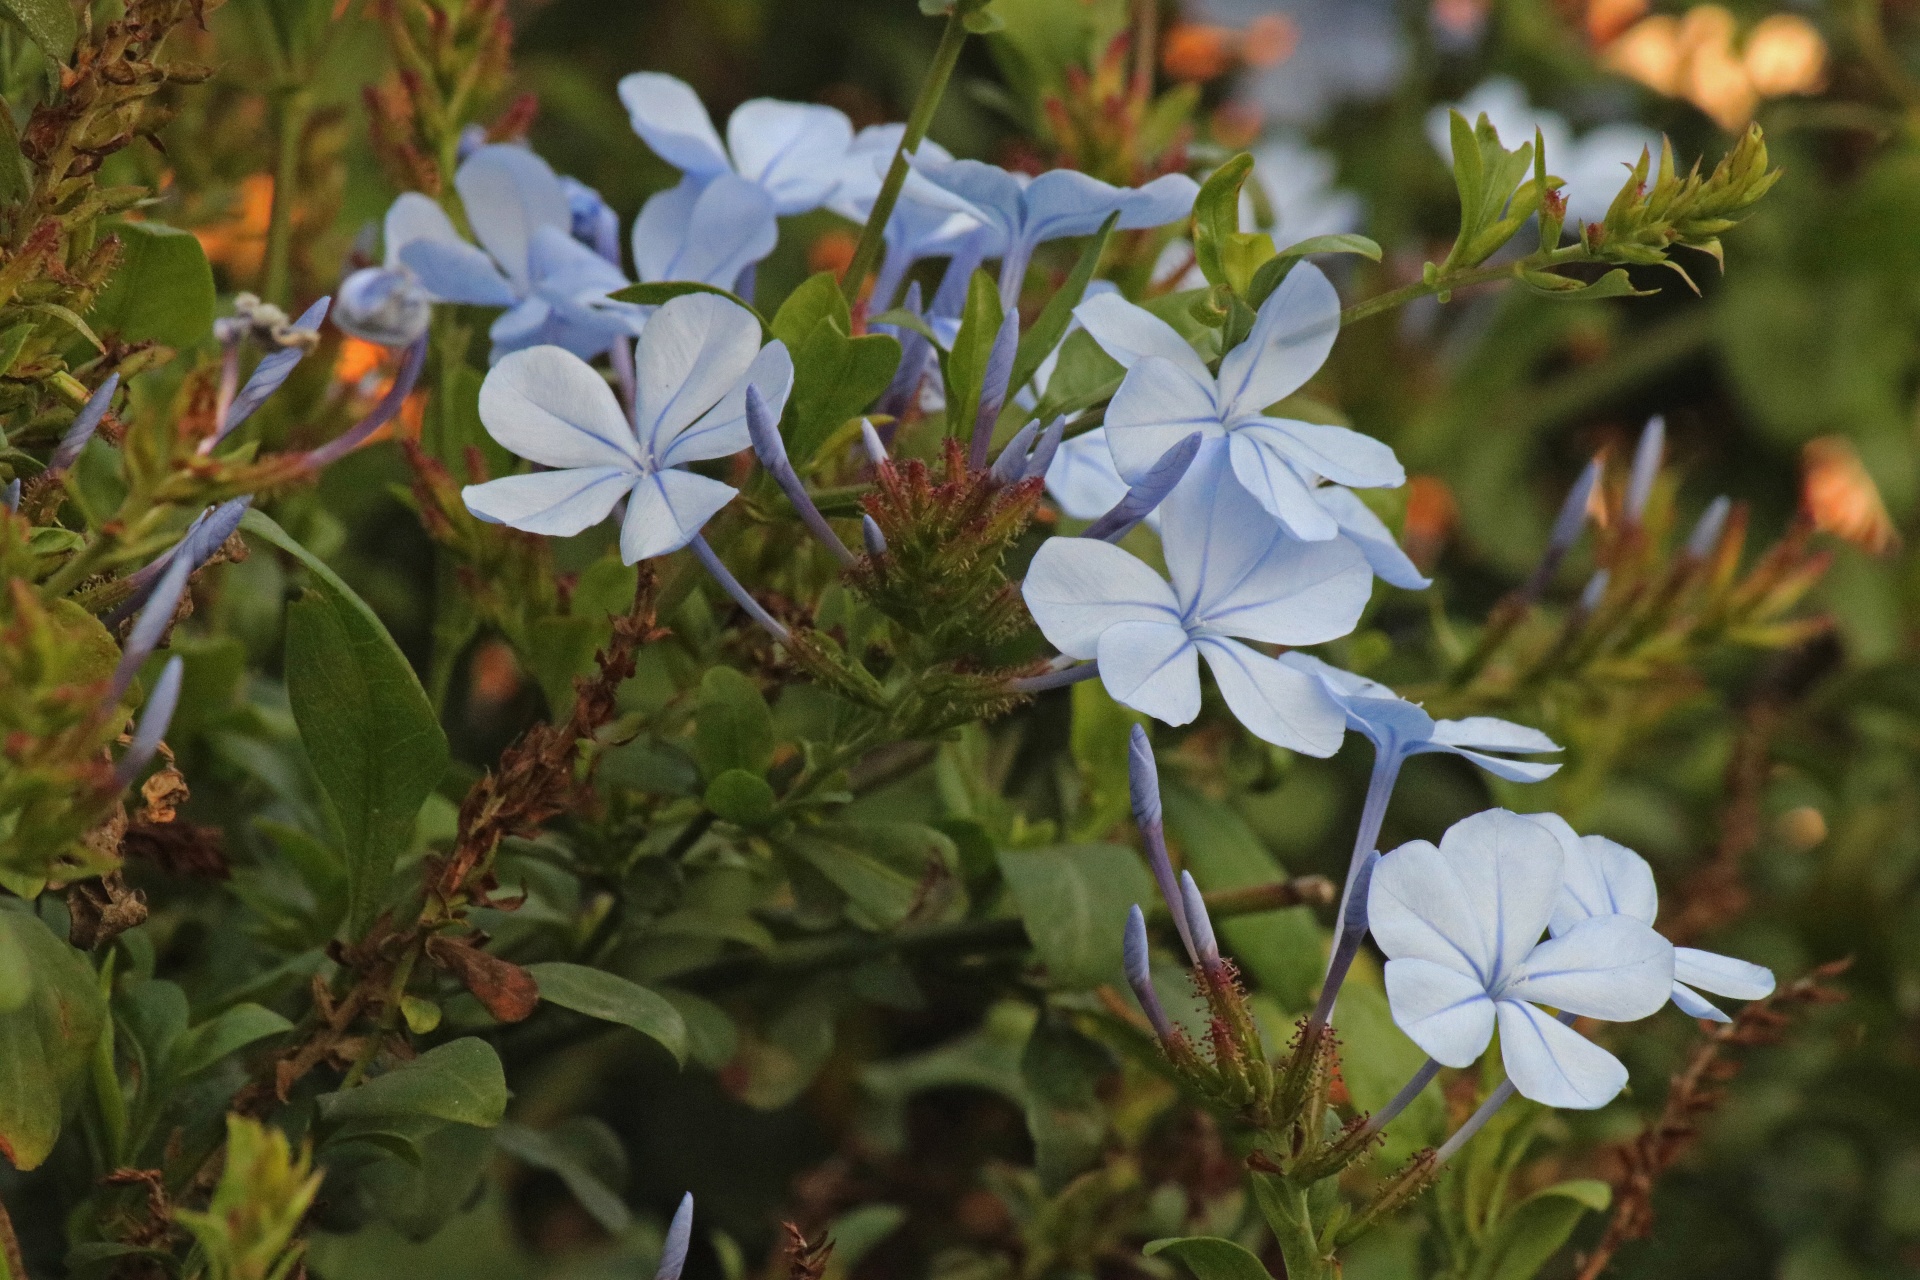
xmin=386 ymin=146 xmax=641 ymax=362
xmin=1023 ymin=440 xmax=1370 ymax=755
xmin=462 ymin=294 xmax=792 ymax=563
xmin=1369 ymin=809 xmax=1674 ymax=1109
xmin=1074 ymin=267 xmax=1407 ymax=542
xmin=1532 ymin=813 xmax=1776 ymax=1022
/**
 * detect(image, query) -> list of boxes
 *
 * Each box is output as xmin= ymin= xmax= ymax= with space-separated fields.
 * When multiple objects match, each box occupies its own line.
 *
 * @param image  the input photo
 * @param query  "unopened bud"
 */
xmin=1578 ymin=568 xmax=1610 ymax=612
xmin=1123 ymin=904 xmax=1178 ymax=1044
xmin=114 ymin=656 xmax=182 ymax=788
xmin=656 ymin=1193 xmax=693 ymax=1280
xmin=1085 ymin=432 xmax=1202 ymax=542
xmin=860 ymin=418 xmax=888 ymax=465
xmin=968 ymin=307 xmax=1021 ymax=471
xmin=1626 ymin=415 xmax=1664 ymax=524
xmin=1685 ymin=495 xmax=1732 ymax=560
xmin=988 ymin=419 xmax=1041 ymax=487
xmin=335 ymin=267 xmax=431 ymax=348
xmin=1522 ymin=455 xmax=1602 ymax=600
xmin=49 ymin=374 xmax=119 ymax=473
xmin=1023 ymin=416 xmax=1065 ymax=481
xmin=861 ymin=514 xmax=887 ymax=558
xmin=1179 ymin=870 xmax=1220 ymax=971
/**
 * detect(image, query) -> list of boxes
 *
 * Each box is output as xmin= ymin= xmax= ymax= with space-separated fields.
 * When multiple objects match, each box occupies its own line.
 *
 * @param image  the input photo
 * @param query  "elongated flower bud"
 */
xmin=107 ymin=498 xmax=252 ymax=628
xmin=968 ymin=307 xmax=1021 ymax=471
xmin=1685 ymin=495 xmax=1732 ymax=559
xmin=656 ymin=1192 xmax=693 ymax=1280
xmin=874 ymin=282 xmax=930 ymax=424
xmin=1022 ymin=416 xmax=1064 ymax=481
xmin=109 ymin=549 xmax=194 ymax=702
xmin=1578 ymin=568 xmax=1610 ymax=613
xmin=746 ymin=384 xmax=855 ymax=565
xmin=114 ymin=656 xmax=182 ymax=788
xmin=49 ymin=374 xmax=120 ymax=474
xmin=987 ymin=419 xmax=1041 ymax=487
xmin=1128 ymin=726 xmax=1199 ymax=965
xmin=1084 ymin=432 xmax=1202 ymax=542
xmin=335 ymin=267 xmax=431 ymax=348
xmin=860 ymin=418 xmax=889 ymax=466
xmin=1626 ymin=415 xmax=1664 ymax=524
xmin=862 ymin=514 xmax=887 ymax=558
xmin=1179 ymin=870 xmax=1220 ymax=972
xmin=1124 ymin=905 xmax=1177 ymax=1044
xmin=207 ymin=296 xmax=331 ymax=449
xmin=1521 ymin=455 xmax=1602 ymax=601
xmin=2 ymin=479 xmax=17 ymax=512
xmin=1127 ymin=724 xmax=1161 ymax=827
xmin=301 ymin=335 xmax=428 ymax=469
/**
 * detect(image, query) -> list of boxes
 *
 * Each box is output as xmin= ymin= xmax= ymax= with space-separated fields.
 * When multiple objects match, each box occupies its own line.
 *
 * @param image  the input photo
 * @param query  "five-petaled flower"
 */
xmin=387 ymin=145 xmax=640 ymax=362
xmin=1022 ymin=440 xmax=1371 ymax=755
xmin=461 ymin=293 xmax=792 ymax=564
xmin=1369 ymin=809 xmax=1675 ymax=1109
xmin=619 ymin=72 xmax=854 ymax=216
xmin=1074 ymin=264 xmax=1406 ymax=541
xmin=1533 ymin=813 xmax=1776 ymax=1023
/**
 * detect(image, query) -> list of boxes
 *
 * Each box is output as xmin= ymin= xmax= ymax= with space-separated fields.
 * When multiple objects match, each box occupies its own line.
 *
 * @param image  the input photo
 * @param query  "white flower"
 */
xmin=1532 ymin=813 xmax=1777 ymax=1023
xmin=1022 ymin=440 xmax=1370 ymax=755
xmin=1074 ymin=264 xmax=1405 ymax=541
xmin=1369 ymin=809 xmax=1675 ymax=1109
xmin=461 ymin=293 xmax=792 ymax=564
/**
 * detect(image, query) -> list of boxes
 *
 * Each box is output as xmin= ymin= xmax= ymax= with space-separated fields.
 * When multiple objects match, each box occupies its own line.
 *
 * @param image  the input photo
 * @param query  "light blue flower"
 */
xmin=387 ymin=146 xmax=641 ymax=362
xmin=907 ymin=154 xmax=1198 ymax=300
xmin=1427 ymin=77 xmax=1660 ymax=227
xmin=631 ymin=172 xmax=778 ymax=294
xmin=1369 ymin=808 xmax=1675 ymax=1110
xmin=1074 ymin=266 xmax=1405 ymax=541
xmin=618 ymin=72 xmax=854 ymax=216
xmin=1022 ymin=440 xmax=1369 ymax=755
xmin=462 ymin=294 xmax=792 ymax=564
xmin=1531 ymin=814 xmax=1777 ymax=1023
xmin=334 ymin=266 xmax=431 ymax=348
xmin=1277 ymin=652 xmax=1562 ymax=781
xmin=829 ymin=126 xmax=983 ymax=309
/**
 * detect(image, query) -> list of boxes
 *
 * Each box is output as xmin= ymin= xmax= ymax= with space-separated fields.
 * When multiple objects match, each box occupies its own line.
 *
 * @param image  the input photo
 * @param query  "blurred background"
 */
xmin=21 ymin=1 xmax=1920 ymax=1277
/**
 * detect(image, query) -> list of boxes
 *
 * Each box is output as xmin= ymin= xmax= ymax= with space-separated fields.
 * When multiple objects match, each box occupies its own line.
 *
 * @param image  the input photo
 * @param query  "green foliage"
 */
xmin=88 ymin=222 xmax=216 ymax=350
xmin=174 ymin=1115 xmax=322 ymax=1280
xmin=771 ymin=271 xmax=901 ymax=464
xmin=1145 ymin=1236 xmax=1277 ymax=1280
xmin=996 ymin=844 xmax=1152 ymax=988
xmin=0 ymin=901 xmax=104 ymax=1169
xmin=524 ymin=962 xmax=688 ymax=1063
xmin=317 ymin=1039 xmax=509 ymax=1129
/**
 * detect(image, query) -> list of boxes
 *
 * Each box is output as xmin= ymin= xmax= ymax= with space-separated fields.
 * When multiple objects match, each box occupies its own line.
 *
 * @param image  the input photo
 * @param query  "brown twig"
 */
xmin=1572 ymin=958 xmax=1852 ymax=1280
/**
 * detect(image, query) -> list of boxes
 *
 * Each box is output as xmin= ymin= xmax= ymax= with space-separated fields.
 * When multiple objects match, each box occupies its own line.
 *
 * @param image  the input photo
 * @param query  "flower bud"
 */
xmin=656 ymin=1192 xmax=693 ymax=1280
xmin=1179 ymin=870 xmax=1221 ymax=971
xmin=335 ymin=267 xmax=432 ymax=348
xmin=49 ymin=374 xmax=119 ymax=474
xmin=1124 ymin=904 xmax=1178 ymax=1044
xmin=114 ymin=656 xmax=182 ymax=788
xmin=1626 ymin=415 xmax=1664 ymax=524
xmin=1084 ymin=432 xmax=1202 ymax=542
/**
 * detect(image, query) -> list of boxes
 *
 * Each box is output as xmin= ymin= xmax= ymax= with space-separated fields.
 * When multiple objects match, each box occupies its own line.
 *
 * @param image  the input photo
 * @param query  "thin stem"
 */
xmin=262 ymin=86 xmax=311 ymax=306
xmin=0 ymin=1195 xmax=21 ymax=1280
xmin=840 ymin=10 xmax=971 ymax=307
xmin=1310 ymin=749 xmax=1404 ymax=1034
xmin=1362 ymin=1058 xmax=1440 ymax=1138
xmin=1435 ymin=1080 xmax=1516 ymax=1164
xmin=690 ymin=534 xmax=790 ymax=642
xmin=1009 ymin=661 xmax=1101 ymax=693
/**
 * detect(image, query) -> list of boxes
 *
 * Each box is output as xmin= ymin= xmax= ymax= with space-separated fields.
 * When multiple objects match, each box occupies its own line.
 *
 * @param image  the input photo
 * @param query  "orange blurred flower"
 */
xmin=809 ymin=228 xmax=858 ymax=282
xmin=468 ymin=638 xmax=524 ymax=710
xmin=1744 ymin=13 xmax=1827 ymax=97
xmin=1161 ymin=16 xmax=1295 ymax=83
xmin=1585 ymin=0 xmax=1649 ymax=46
xmin=1802 ymin=436 xmax=1898 ymax=554
xmin=335 ymin=338 xmax=426 ymax=449
xmin=194 ymin=173 xmax=274 ymax=278
xmin=1402 ymin=475 xmax=1458 ymax=568
xmin=1242 ymin=15 xmax=1298 ymax=69
xmin=1600 ymin=4 xmax=1827 ymax=130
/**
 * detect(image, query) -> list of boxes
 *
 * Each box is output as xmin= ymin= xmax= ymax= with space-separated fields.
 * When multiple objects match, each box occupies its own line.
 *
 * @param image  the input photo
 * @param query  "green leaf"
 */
xmin=526 ymin=962 xmax=688 ymax=1064
xmin=249 ymin=509 xmax=450 ymax=938
xmin=1194 ymin=153 xmax=1256 ymax=290
xmin=493 ymin=1118 xmax=631 ymax=1234
xmin=787 ymin=320 xmax=900 ymax=465
xmin=1468 ymin=1180 xmax=1611 ymax=1280
xmin=168 ymin=1003 xmax=294 ymax=1079
xmin=704 ymin=769 xmax=778 ymax=827
xmin=1246 ymin=234 xmax=1384 ymax=309
xmin=785 ymin=822 xmax=963 ymax=930
xmin=771 ymin=270 xmax=851 ymax=351
xmin=606 ymin=281 xmax=770 ymax=335
xmin=1519 ymin=267 xmax=1652 ymax=300
xmin=316 ymin=1038 xmax=508 ymax=1128
xmin=0 ymin=911 xmax=29 ymax=1013
xmin=941 ymin=270 xmax=1004 ymax=441
xmin=996 ymin=843 xmax=1153 ymax=989
xmin=1144 ymin=1236 xmax=1275 ymax=1280
xmin=89 ymin=222 xmax=217 ymax=350
xmin=0 ymin=0 xmax=76 ymax=60
xmin=1010 ymin=211 xmax=1117 ymax=396
xmin=0 ymin=903 xmax=107 ymax=1170
xmin=693 ymin=666 xmax=775 ymax=781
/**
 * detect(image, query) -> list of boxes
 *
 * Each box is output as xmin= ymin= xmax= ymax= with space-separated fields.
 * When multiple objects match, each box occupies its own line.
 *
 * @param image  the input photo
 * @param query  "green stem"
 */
xmin=1262 ymin=1178 xmax=1331 ymax=1280
xmin=1339 ymin=260 xmax=1518 ymax=327
xmin=262 ymin=86 xmax=311 ymax=306
xmin=839 ymin=11 xmax=970 ymax=308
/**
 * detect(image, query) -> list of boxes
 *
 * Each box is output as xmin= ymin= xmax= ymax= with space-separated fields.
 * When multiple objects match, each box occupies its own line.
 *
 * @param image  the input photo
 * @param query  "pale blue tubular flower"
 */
xmin=1369 ymin=809 xmax=1675 ymax=1109
xmin=1074 ymin=268 xmax=1406 ymax=541
xmin=1288 ymin=649 xmax=1561 ymax=1032
xmin=390 ymin=147 xmax=641 ymax=362
xmin=1686 ymin=495 xmax=1733 ymax=559
xmin=631 ymin=172 xmax=778 ymax=295
xmin=109 ymin=547 xmax=195 ymax=702
xmin=1021 ymin=441 xmax=1369 ymax=755
xmin=830 ymin=126 xmax=983 ymax=310
xmin=618 ymin=72 xmax=854 ymax=216
xmin=1531 ymin=814 xmax=1776 ymax=1023
xmin=48 ymin=374 xmax=119 ymax=473
xmin=656 ymin=1192 xmax=693 ymax=1280
xmin=461 ymin=293 xmax=793 ymax=565
xmin=907 ymin=154 xmax=1198 ymax=302
xmin=746 ymin=384 xmax=854 ymax=566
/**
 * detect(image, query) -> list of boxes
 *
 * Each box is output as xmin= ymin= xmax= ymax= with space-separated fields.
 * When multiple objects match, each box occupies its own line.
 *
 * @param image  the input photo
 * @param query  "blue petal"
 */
xmin=1104 ymin=356 xmax=1222 ymax=482
xmin=1023 ymin=169 xmax=1197 ymax=242
xmin=399 ymin=238 xmax=518 ymax=308
xmin=1073 ymin=293 xmax=1214 ymax=382
xmin=454 ymin=144 xmax=572 ymax=291
xmin=478 ymin=344 xmax=640 ymax=469
xmin=1232 ymin=418 xmax=1405 ymax=489
xmin=335 ymin=267 xmax=432 ymax=348
xmin=488 ymin=297 xmax=555 ymax=357
xmin=659 ymin=338 xmax=793 ymax=469
xmin=1500 ymin=914 xmax=1674 ymax=1021
xmin=1314 ymin=485 xmax=1429 ymax=588
xmin=906 ymin=154 xmax=1024 ymax=244
xmin=727 ymin=97 xmax=855 ymax=215
xmin=617 ymin=72 xmax=732 ymax=177
xmin=1533 ymin=815 xmax=1657 ymax=935
xmin=461 ymin=466 xmax=633 ymax=536
xmin=1095 ymin=620 xmax=1202 ymax=725
xmin=1194 ymin=636 xmax=1347 ymax=756
xmin=633 ymin=174 xmax=778 ymax=288
xmin=619 ymin=467 xmax=738 ymax=563
xmin=383 ymin=192 xmax=465 ymax=269
xmin=631 ymin=294 xmax=774 ymax=464
xmin=1216 ymin=261 xmax=1341 ymax=418
xmin=1382 ymin=957 xmax=1496 ymax=1067
xmin=1226 ymin=430 xmax=1340 ymax=541
xmin=1495 ymin=999 xmax=1629 ymax=1109
xmin=1668 ymin=981 xmax=1732 ymax=1023
xmin=1022 ymin=537 xmax=1181 ymax=658
xmin=1673 ymin=947 xmax=1775 ymax=1001
xmin=1044 ymin=427 xmax=1133 ymax=521
xmin=528 ymin=224 xmax=630 ymax=299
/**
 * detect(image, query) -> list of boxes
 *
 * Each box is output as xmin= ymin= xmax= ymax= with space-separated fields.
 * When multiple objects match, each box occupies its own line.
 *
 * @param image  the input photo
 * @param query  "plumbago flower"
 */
xmin=461 ymin=293 xmax=792 ymax=564
xmin=1533 ymin=813 xmax=1776 ymax=1022
xmin=618 ymin=72 xmax=853 ymax=216
xmin=1074 ymin=264 xmax=1406 ymax=541
xmin=1369 ymin=809 xmax=1675 ymax=1109
xmin=629 ymin=173 xmax=777 ymax=294
xmin=908 ymin=154 xmax=1198 ymax=299
xmin=384 ymin=145 xmax=641 ymax=361
xmin=829 ymin=127 xmax=981 ymax=309
xmin=1022 ymin=441 xmax=1370 ymax=755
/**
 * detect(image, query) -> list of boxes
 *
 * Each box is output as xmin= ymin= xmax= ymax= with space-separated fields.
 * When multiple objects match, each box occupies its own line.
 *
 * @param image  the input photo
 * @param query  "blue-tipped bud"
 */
xmin=1522 ymin=455 xmax=1602 ymax=600
xmin=987 ymin=419 xmax=1041 ymax=487
xmin=1579 ymin=568 xmax=1610 ymax=613
xmin=1084 ymin=432 xmax=1202 ymax=542
xmin=747 ymin=385 xmax=856 ymax=567
xmin=49 ymin=374 xmax=119 ymax=473
xmin=1129 ymin=725 xmax=1198 ymax=966
xmin=1178 ymin=870 xmax=1220 ymax=971
xmin=114 ymin=656 xmax=182 ymax=788
xmin=1626 ymin=415 xmax=1664 ymax=523
xmin=862 ymin=515 xmax=887 ymax=558
xmin=969 ymin=307 xmax=1022 ymax=470
xmin=875 ymin=282 xmax=930 ymax=421
xmin=1023 ymin=416 xmax=1065 ymax=481
xmin=655 ymin=1192 xmax=694 ymax=1280
xmin=1685 ymin=495 xmax=1732 ymax=560
xmin=213 ymin=296 xmax=331 ymax=445
xmin=1127 ymin=724 xmax=1162 ymax=828
xmin=1123 ymin=904 xmax=1178 ymax=1044
xmin=107 ymin=498 xmax=252 ymax=628
xmin=455 ymin=123 xmax=488 ymax=164
xmin=860 ymin=418 xmax=889 ymax=465
xmin=109 ymin=549 xmax=193 ymax=701
xmin=335 ymin=267 xmax=431 ymax=348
